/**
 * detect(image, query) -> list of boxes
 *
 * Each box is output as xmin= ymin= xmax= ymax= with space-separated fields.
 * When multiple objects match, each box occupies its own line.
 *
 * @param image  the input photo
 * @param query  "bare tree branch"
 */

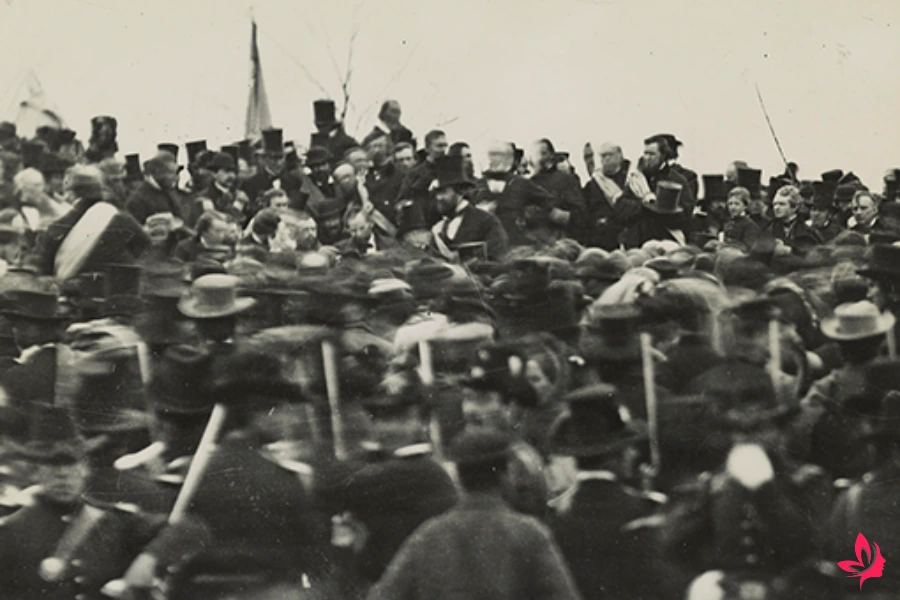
xmin=435 ymin=116 xmax=460 ymax=128
xmin=260 ymin=27 xmax=331 ymax=98
xmin=340 ymin=28 xmax=358 ymax=123
xmin=354 ymin=40 xmax=421 ymax=132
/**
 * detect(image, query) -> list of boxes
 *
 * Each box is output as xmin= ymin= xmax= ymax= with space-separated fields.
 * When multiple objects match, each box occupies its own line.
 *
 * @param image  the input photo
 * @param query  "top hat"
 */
xmin=185 ymin=140 xmax=208 ymax=165
xmin=811 ymin=181 xmax=836 ymax=210
xmin=821 ymin=169 xmax=844 ymax=184
xmin=858 ymin=244 xmax=900 ymax=280
xmin=702 ymin=174 xmax=727 ymax=202
xmin=579 ymin=302 xmax=642 ymax=363
xmin=820 ymin=301 xmax=895 ymax=341
xmin=178 ymin=274 xmax=256 ymax=319
xmin=147 ymin=345 xmax=215 ymax=416
xmin=0 ymin=277 xmax=64 ymax=321
xmin=434 ymin=155 xmax=474 ymax=190
xmin=235 ymin=139 xmax=254 ymax=162
xmin=157 ymin=143 xmax=180 ymax=161
xmin=550 ymin=383 xmax=644 ymax=457
xmin=220 ymin=145 xmax=240 ymax=167
xmin=21 ymin=141 xmax=44 ymax=169
xmin=645 ymin=181 xmax=683 ymax=214
xmin=13 ymin=404 xmax=93 ymax=464
xmin=124 ymin=154 xmax=142 ymax=180
xmin=447 ymin=427 xmax=512 ymax=466
xmin=207 ymin=152 xmax=236 ymax=173
xmin=313 ymin=99 xmax=338 ymax=126
xmin=736 ymin=167 xmax=763 ymax=199
xmin=210 ymin=348 xmax=306 ymax=408
xmin=260 ymin=128 xmax=284 ymax=156
xmin=834 ymin=184 xmax=858 ymax=204
xmin=305 ymin=146 xmax=332 ymax=168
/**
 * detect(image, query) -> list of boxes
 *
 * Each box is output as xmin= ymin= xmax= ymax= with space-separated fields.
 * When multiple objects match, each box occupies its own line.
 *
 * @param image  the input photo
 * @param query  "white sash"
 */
xmin=54 ymin=201 xmax=118 ymax=281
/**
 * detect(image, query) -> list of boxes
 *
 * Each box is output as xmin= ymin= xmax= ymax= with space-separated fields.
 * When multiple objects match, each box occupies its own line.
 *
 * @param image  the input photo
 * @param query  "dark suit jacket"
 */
xmin=722 ymin=214 xmax=762 ymax=251
xmin=396 ymin=159 xmax=440 ymax=228
xmin=621 ymin=207 xmax=688 ymax=249
xmin=551 ymin=478 xmax=663 ymax=600
xmin=367 ymin=162 xmax=405 ymax=224
xmin=369 ymin=493 xmax=581 ymax=600
xmin=38 ymin=199 xmax=150 ymax=276
xmin=471 ymin=176 xmax=553 ymax=247
xmin=530 ymin=167 xmax=586 ymax=239
xmin=434 ymin=204 xmax=509 ymax=260
xmin=762 ymin=216 xmax=823 ymax=256
xmin=335 ymin=232 xmax=400 ymax=260
xmin=125 ymin=181 xmax=183 ymax=225
xmin=583 ymin=178 xmax=642 ymax=250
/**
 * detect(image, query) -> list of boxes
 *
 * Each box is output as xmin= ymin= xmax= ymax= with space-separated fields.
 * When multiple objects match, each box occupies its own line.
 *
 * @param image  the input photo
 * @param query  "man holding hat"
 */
xmin=621 ymin=180 xmax=689 ymax=248
xmin=430 ymin=154 xmax=508 ymax=262
xmin=369 ymin=427 xmax=581 ymax=600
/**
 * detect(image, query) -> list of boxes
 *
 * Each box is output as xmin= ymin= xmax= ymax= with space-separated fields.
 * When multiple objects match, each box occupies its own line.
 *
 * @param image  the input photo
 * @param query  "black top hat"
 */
xmin=124 ymin=154 xmax=142 ymax=180
xmin=157 ymin=143 xmax=180 ymax=161
xmin=313 ymin=99 xmax=338 ymax=126
xmin=305 ymin=146 xmax=332 ymax=168
xmin=220 ymin=145 xmax=240 ymax=167
xmin=185 ymin=140 xmax=208 ymax=165
xmin=147 ymin=345 xmax=215 ymax=416
xmin=580 ymin=303 xmax=642 ymax=363
xmin=645 ymin=181 xmax=683 ymax=214
xmin=821 ymin=169 xmax=844 ymax=184
xmin=550 ymin=383 xmax=643 ymax=457
xmin=21 ymin=141 xmax=44 ymax=169
xmin=58 ymin=129 xmax=77 ymax=145
xmin=702 ymin=174 xmax=727 ymax=202
xmin=208 ymin=152 xmax=236 ymax=173
xmin=834 ymin=184 xmax=857 ymax=203
xmin=858 ymin=244 xmax=900 ymax=280
xmin=811 ymin=181 xmax=836 ymax=210
xmin=736 ymin=167 xmax=762 ymax=199
xmin=447 ymin=427 xmax=513 ymax=466
xmin=210 ymin=348 xmax=306 ymax=408
xmin=13 ymin=404 xmax=93 ymax=464
xmin=261 ymin=129 xmax=284 ymax=155
xmin=434 ymin=155 xmax=474 ymax=190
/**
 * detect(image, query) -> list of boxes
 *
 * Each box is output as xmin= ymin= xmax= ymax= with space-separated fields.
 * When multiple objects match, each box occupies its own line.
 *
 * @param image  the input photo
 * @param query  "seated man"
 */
xmin=174 ymin=210 xmax=234 ymax=263
xmin=336 ymin=206 xmax=398 ymax=259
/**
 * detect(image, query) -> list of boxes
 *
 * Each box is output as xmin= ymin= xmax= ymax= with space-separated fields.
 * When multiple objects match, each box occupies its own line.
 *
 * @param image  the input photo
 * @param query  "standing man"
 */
xmin=528 ymin=138 xmax=585 ymax=241
xmin=312 ymin=99 xmax=359 ymax=160
xmin=125 ymin=153 xmax=183 ymax=225
xmin=362 ymin=99 xmax=414 ymax=148
xmin=396 ymin=129 xmax=448 ymax=229
xmin=365 ymin=132 xmax=404 ymax=224
xmin=241 ymin=128 xmax=285 ymax=211
xmin=191 ymin=152 xmax=247 ymax=226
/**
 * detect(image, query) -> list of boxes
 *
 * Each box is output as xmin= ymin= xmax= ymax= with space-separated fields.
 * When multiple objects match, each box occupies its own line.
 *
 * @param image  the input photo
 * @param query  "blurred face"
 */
xmin=727 ymin=196 xmax=748 ymax=217
xmin=810 ymin=207 xmax=830 ymax=227
xmin=213 ymin=167 xmax=236 ymax=188
xmin=772 ymin=195 xmax=795 ymax=220
xmin=459 ymin=146 xmax=473 ymax=170
xmin=296 ymin=218 xmax=318 ymax=250
xmin=525 ymin=359 xmax=555 ymax=406
xmin=461 ymin=387 xmax=510 ymax=430
xmin=367 ymin=137 xmax=390 ymax=166
xmin=435 ymin=187 xmax=459 ymax=216
xmin=237 ymin=158 xmax=254 ymax=180
xmin=347 ymin=150 xmax=370 ymax=177
xmin=749 ymin=198 xmax=766 ymax=216
xmin=852 ymin=195 xmax=878 ymax=226
xmin=382 ymin=102 xmax=402 ymax=126
xmin=426 ymin=135 xmax=448 ymax=161
xmin=583 ymin=143 xmax=595 ymax=174
xmin=395 ymin=148 xmax=416 ymax=171
xmin=269 ymin=192 xmax=289 ymax=210
xmin=11 ymin=318 xmax=56 ymax=350
xmin=311 ymin=162 xmax=332 ymax=184
xmin=532 ymin=141 xmax=554 ymax=170
xmin=202 ymin=218 xmax=231 ymax=246
xmin=35 ymin=460 xmax=88 ymax=504
xmin=322 ymin=216 xmax=342 ymax=238
xmin=47 ymin=173 xmax=65 ymax=196
xmin=347 ymin=212 xmax=373 ymax=245
xmin=334 ymin=166 xmax=357 ymax=193
xmin=599 ymin=144 xmax=623 ymax=176
xmin=154 ymin=162 xmax=179 ymax=191
xmin=642 ymin=142 xmax=664 ymax=172
xmin=262 ymin=154 xmax=285 ymax=174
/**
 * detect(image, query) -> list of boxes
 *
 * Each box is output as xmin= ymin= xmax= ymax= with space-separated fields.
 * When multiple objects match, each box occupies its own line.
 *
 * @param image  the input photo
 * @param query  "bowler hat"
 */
xmin=736 ymin=168 xmax=762 ymax=199
xmin=261 ymin=129 xmax=284 ymax=155
xmin=645 ymin=181 xmax=683 ymax=214
xmin=157 ymin=143 xmax=179 ymax=161
xmin=313 ymin=99 xmax=338 ymax=126
xmin=178 ymin=274 xmax=256 ymax=319
xmin=208 ymin=152 xmax=236 ymax=173
xmin=702 ymin=174 xmax=727 ymax=202
xmin=306 ymin=194 xmax=344 ymax=221
xmin=447 ymin=427 xmax=512 ymax=465
xmin=305 ymin=146 xmax=332 ymax=168
xmin=820 ymin=301 xmax=895 ymax=341
xmin=124 ymin=154 xmax=142 ymax=180
xmin=185 ymin=140 xmax=208 ymax=165
xmin=550 ymin=383 xmax=644 ymax=457
xmin=433 ymin=155 xmax=474 ymax=190
xmin=148 ymin=345 xmax=215 ymax=416
xmin=857 ymin=244 xmax=900 ymax=280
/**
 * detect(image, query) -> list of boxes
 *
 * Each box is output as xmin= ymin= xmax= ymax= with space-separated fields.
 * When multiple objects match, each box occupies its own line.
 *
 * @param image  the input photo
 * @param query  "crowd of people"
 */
xmin=0 ymin=97 xmax=899 ymax=599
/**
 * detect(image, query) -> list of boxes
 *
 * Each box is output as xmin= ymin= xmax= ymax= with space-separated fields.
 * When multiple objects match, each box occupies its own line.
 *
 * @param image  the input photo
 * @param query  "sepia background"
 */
xmin=1 ymin=0 xmax=897 ymax=185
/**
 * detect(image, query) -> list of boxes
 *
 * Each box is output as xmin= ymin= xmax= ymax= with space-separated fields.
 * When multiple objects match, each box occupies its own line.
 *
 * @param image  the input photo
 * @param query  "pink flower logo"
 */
xmin=837 ymin=533 xmax=886 ymax=589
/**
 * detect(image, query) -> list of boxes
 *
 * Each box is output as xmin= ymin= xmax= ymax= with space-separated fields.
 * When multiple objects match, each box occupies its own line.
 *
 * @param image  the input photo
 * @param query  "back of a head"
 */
xmin=144 ymin=152 xmax=176 ymax=177
xmin=13 ymin=167 xmax=44 ymax=192
xmin=450 ymin=427 xmax=512 ymax=493
xmin=65 ymin=164 xmax=104 ymax=200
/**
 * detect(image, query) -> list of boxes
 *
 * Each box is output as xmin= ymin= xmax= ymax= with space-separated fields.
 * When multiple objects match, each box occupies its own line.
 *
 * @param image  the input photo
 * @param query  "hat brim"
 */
xmin=549 ymin=419 xmax=645 ymax=458
xmin=435 ymin=179 xmax=476 ymax=191
xmin=821 ymin=313 xmax=895 ymax=341
xmin=177 ymin=296 xmax=256 ymax=319
xmin=643 ymin=202 xmax=684 ymax=215
xmin=0 ymin=309 xmax=66 ymax=321
xmin=715 ymin=404 xmax=799 ymax=430
xmin=579 ymin=336 xmax=642 ymax=363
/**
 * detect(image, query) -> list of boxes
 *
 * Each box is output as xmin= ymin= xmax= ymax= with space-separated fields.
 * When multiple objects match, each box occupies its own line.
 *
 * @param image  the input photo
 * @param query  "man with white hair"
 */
xmin=583 ymin=143 xmax=642 ymax=250
xmin=13 ymin=168 xmax=69 ymax=230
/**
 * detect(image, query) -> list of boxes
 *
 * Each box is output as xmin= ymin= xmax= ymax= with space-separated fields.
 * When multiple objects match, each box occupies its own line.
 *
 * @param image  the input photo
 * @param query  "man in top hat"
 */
xmin=396 ymin=129 xmax=449 ymax=229
xmin=762 ymin=185 xmax=822 ymax=257
xmin=241 ymin=128 xmax=286 ymax=209
xmin=177 ymin=274 xmax=255 ymax=349
xmin=527 ymin=138 xmax=586 ymax=241
xmin=38 ymin=166 xmax=150 ymax=279
xmin=691 ymin=174 xmax=729 ymax=245
xmin=312 ymin=99 xmax=359 ymax=161
xmin=368 ymin=427 xmax=581 ymax=600
xmin=548 ymin=384 xmax=665 ymax=600
xmin=621 ymin=180 xmax=690 ymax=248
xmin=806 ymin=182 xmax=842 ymax=243
xmin=190 ymin=152 xmax=248 ymax=226
xmin=430 ymin=155 xmax=508 ymax=262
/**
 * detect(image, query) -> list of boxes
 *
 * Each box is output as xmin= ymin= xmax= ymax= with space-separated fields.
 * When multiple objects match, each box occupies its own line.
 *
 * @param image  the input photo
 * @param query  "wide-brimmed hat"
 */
xmin=550 ymin=383 xmax=644 ymax=457
xmin=147 ymin=345 xmax=215 ymax=416
xmin=0 ymin=277 xmax=65 ymax=321
xmin=178 ymin=274 xmax=256 ymax=319
xmin=644 ymin=181 xmax=684 ymax=214
xmin=821 ymin=301 xmax=895 ymax=341
xmin=858 ymin=244 xmax=900 ymax=280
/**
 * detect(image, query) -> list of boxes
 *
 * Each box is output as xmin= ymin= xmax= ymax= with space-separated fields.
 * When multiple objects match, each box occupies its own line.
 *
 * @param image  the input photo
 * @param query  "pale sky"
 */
xmin=1 ymin=0 xmax=897 ymax=187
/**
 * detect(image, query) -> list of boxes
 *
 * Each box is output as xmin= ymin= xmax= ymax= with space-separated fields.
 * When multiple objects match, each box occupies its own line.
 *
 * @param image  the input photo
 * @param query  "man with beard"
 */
xmin=396 ymin=129 xmax=448 ymax=228
xmin=634 ymin=134 xmax=696 ymax=214
xmin=306 ymin=146 xmax=335 ymax=199
xmin=84 ymin=116 xmax=118 ymax=164
xmin=448 ymin=142 xmax=476 ymax=181
xmin=336 ymin=207 xmax=399 ymax=259
xmin=583 ymin=142 xmax=642 ymax=250
xmin=125 ymin=153 xmax=184 ymax=225
xmin=471 ymin=141 xmax=554 ymax=248
xmin=241 ymin=128 xmax=286 ymax=210
xmin=431 ymin=155 xmax=508 ymax=261
xmin=365 ymin=132 xmax=404 ymax=224
xmin=528 ymin=138 xmax=585 ymax=241
xmin=174 ymin=210 xmax=234 ymax=263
